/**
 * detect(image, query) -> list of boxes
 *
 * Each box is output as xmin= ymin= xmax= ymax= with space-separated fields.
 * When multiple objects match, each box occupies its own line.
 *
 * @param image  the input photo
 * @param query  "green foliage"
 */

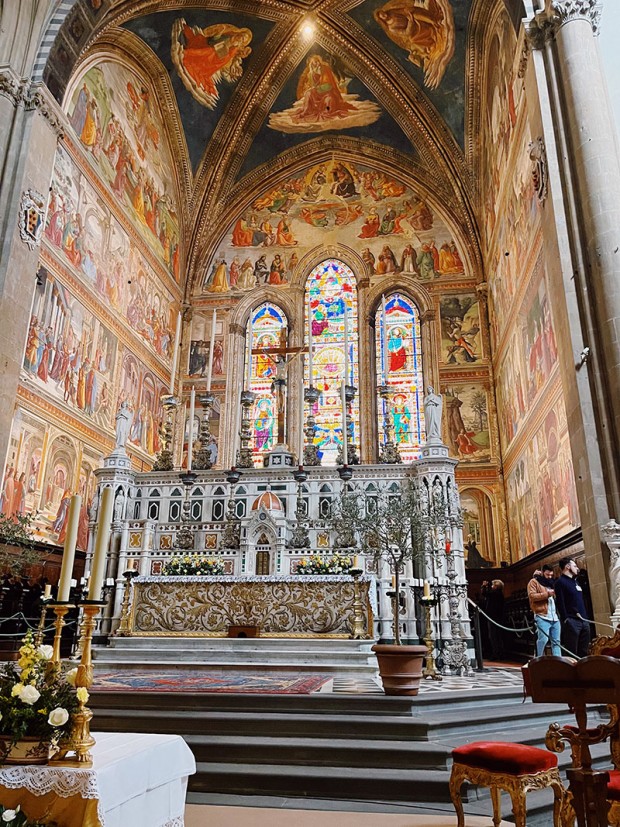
xmin=162 ymin=555 xmax=225 ymax=576
xmin=0 ymin=512 xmax=42 ymax=577
xmin=0 ymin=632 xmax=80 ymax=746
xmin=296 ymin=554 xmax=354 ymax=575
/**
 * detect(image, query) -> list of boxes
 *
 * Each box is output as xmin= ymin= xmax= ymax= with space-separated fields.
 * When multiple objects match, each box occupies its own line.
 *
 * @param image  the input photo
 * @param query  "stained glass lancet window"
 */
xmin=305 ymin=260 xmax=358 ymax=466
xmin=375 ymin=293 xmax=425 ymax=462
xmin=246 ymin=303 xmax=287 ymax=466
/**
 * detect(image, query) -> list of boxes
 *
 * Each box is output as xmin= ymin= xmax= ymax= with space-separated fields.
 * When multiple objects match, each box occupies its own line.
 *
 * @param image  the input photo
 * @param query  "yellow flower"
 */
xmin=11 ymin=683 xmax=24 ymax=697
xmin=76 ymin=687 xmax=89 ymax=704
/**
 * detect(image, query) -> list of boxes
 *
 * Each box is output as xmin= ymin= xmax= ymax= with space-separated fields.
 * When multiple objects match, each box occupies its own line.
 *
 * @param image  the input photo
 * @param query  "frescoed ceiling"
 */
xmin=43 ymin=0 xmax=525 ymax=293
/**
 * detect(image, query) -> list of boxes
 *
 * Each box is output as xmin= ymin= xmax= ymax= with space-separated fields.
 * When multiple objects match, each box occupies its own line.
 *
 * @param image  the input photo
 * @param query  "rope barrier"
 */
xmin=578 ymin=613 xmax=618 ymax=633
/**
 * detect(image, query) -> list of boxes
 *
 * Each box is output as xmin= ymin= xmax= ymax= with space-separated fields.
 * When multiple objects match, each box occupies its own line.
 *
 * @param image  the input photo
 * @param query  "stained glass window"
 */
xmin=375 ymin=293 xmax=425 ymax=462
xmin=246 ymin=303 xmax=287 ymax=466
xmin=305 ymin=259 xmax=358 ymax=466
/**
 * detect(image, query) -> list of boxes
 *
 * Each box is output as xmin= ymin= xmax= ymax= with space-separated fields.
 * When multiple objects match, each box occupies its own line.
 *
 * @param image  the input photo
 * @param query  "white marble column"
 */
xmin=602 ymin=520 xmax=620 ymax=627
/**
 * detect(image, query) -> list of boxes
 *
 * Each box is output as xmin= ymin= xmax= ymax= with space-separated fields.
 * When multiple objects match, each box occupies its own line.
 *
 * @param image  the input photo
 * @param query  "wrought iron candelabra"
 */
xmin=434 ymin=550 xmax=474 ymax=677
xmin=386 ymin=583 xmax=407 ymax=643
xmin=377 ymin=384 xmax=401 ymax=464
xmin=237 ymin=390 xmax=256 ymax=468
xmin=175 ymin=470 xmax=197 ymax=550
xmin=288 ymin=466 xmax=310 ymax=548
xmin=153 ymin=394 xmax=178 ymax=471
xmin=303 ymin=386 xmax=321 ymax=466
xmin=419 ymin=591 xmax=442 ymax=681
xmin=220 ymin=467 xmax=241 ymax=550
xmin=193 ymin=392 xmax=215 ymax=470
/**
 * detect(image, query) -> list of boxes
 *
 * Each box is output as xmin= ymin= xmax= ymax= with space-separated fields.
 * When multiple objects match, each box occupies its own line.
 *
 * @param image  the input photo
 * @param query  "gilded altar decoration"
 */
xmin=374 ymin=0 xmax=455 ymax=90
xmin=171 ymin=19 xmax=252 ymax=109
xmin=268 ymin=54 xmax=381 ymax=134
xmin=129 ymin=576 xmax=373 ymax=637
xmin=19 ymin=189 xmax=46 ymax=251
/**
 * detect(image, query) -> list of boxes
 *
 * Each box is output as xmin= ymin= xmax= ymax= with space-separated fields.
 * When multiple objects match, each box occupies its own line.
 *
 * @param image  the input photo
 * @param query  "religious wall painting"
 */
xmin=188 ymin=311 xmax=225 ymax=380
xmin=23 ymin=268 xmax=119 ymax=433
xmin=202 ymin=160 xmax=464 ymax=296
xmin=268 ymin=51 xmax=381 ymax=134
xmin=46 ymin=146 xmax=177 ymax=368
xmin=117 ymin=350 xmax=166 ymax=458
xmin=443 ymin=384 xmax=491 ymax=463
xmin=374 ymin=293 xmax=425 ymax=461
xmin=305 ymin=260 xmax=359 ymax=466
xmin=505 ymin=406 xmax=579 ymax=558
xmin=3 ymin=409 xmax=103 ymax=550
xmin=495 ymin=254 xmax=559 ymax=451
xmin=439 ymin=294 xmax=482 ymax=364
xmin=171 ymin=19 xmax=252 ymax=109
xmin=65 ymin=62 xmax=180 ymax=278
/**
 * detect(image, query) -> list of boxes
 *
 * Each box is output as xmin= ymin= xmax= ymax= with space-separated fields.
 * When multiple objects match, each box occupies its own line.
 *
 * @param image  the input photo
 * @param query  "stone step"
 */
xmin=104 ymin=637 xmax=376 ymax=651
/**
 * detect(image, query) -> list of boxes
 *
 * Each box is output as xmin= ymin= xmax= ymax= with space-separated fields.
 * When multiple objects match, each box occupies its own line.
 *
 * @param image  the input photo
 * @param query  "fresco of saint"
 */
xmin=374 ymin=0 xmax=455 ymax=90
xmin=269 ymin=54 xmax=381 ymax=134
xmin=171 ymin=19 xmax=252 ymax=109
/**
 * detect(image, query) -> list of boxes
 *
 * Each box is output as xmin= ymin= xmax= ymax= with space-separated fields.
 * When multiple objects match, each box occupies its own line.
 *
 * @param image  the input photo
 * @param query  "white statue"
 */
xmin=115 ymin=401 xmax=132 ymax=451
xmin=424 ymin=387 xmax=443 ymax=443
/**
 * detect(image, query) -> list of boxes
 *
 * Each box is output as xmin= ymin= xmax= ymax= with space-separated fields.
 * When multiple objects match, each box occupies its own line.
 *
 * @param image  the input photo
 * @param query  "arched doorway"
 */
xmin=255 ymin=532 xmax=272 ymax=575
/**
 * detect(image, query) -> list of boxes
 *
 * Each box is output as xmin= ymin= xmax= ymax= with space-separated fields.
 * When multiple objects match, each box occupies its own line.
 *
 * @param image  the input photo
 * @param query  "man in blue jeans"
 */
xmin=527 ymin=565 xmax=561 ymax=656
xmin=554 ymin=557 xmax=591 ymax=657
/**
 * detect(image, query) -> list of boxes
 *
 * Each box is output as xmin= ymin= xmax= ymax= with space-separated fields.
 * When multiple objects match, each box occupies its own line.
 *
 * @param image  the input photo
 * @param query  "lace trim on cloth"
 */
xmin=0 ymin=766 xmax=105 ymax=824
xmin=163 ymin=818 xmax=184 ymax=827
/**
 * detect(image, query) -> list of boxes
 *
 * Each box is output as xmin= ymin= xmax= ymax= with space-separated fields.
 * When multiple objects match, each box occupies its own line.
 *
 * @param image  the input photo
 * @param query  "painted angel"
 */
xmin=374 ymin=0 xmax=455 ymax=90
xmin=171 ymin=18 xmax=252 ymax=109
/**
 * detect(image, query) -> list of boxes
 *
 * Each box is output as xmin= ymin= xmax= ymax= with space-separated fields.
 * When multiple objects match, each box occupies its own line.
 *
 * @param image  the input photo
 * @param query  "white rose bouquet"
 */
xmin=0 ymin=631 xmax=80 ymax=753
xmin=0 ymin=804 xmax=48 ymax=826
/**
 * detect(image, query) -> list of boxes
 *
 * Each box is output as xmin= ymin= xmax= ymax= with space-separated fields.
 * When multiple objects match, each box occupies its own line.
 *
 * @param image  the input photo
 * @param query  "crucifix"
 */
xmin=251 ymin=329 xmax=307 ymax=447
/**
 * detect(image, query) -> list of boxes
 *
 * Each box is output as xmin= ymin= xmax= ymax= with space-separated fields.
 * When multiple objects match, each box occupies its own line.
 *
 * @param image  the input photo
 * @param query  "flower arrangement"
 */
xmin=296 ymin=554 xmax=354 ymax=575
xmin=0 ymin=805 xmax=51 ymax=826
xmin=162 ymin=555 xmax=225 ymax=576
xmin=0 ymin=632 xmax=81 ymax=753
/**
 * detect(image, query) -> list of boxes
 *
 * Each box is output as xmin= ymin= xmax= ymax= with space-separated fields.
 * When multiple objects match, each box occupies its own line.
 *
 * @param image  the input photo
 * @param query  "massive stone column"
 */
xmin=527 ymin=0 xmax=620 ymax=622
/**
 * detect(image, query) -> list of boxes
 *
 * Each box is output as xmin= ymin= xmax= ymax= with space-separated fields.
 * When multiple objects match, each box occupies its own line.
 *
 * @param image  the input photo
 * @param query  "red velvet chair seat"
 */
xmin=452 ymin=741 xmax=558 ymax=776
xmin=608 ymin=770 xmax=620 ymax=801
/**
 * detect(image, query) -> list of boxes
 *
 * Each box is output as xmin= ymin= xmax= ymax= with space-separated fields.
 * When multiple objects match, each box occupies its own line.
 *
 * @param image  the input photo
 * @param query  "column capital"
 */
xmin=527 ymin=1 xmax=602 ymax=48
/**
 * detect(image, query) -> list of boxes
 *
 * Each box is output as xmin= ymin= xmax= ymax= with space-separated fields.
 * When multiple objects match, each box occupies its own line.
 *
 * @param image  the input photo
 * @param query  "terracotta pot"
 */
xmin=372 ymin=643 xmax=428 ymax=696
xmin=0 ymin=735 xmax=51 ymax=765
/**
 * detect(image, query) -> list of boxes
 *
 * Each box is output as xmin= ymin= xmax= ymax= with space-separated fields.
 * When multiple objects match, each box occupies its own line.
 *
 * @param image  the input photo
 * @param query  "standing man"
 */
xmin=554 ymin=558 xmax=591 ymax=657
xmin=527 ymin=565 xmax=561 ymax=657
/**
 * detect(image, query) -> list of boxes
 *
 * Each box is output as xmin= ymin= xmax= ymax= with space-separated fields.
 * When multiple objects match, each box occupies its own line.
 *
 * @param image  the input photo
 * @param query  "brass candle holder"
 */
xmin=34 ymin=596 xmax=54 ymax=647
xmin=349 ymin=568 xmax=370 ymax=640
xmin=49 ymin=602 xmax=74 ymax=665
xmin=420 ymin=594 xmax=442 ymax=681
xmin=115 ymin=568 xmax=139 ymax=637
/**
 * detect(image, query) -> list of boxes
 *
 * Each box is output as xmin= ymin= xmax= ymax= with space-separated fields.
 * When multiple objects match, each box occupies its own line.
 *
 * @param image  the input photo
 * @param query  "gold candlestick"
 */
xmin=115 ymin=569 xmax=138 ymax=637
xmin=420 ymin=595 xmax=442 ymax=681
xmin=49 ymin=603 xmax=72 ymax=665
xmin=349 ymin=568 xmax=370 ymax=640
xmin=69 ymin=601 xmax=105 ymax=765
xmin=34 ymin=597 xmax=53 ymax=647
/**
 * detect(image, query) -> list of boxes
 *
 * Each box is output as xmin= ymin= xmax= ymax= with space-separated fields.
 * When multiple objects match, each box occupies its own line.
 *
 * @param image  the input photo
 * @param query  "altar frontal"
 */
xmin=127 ymin=575 xmax=374 ymax=637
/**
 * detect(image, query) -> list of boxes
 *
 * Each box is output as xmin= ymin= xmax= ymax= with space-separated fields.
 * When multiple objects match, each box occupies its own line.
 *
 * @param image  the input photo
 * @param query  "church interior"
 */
xmin=0 ymin=0 xmax=619 ymax=824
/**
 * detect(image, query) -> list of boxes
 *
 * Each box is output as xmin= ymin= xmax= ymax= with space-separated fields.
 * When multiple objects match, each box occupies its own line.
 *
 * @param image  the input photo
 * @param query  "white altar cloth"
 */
xmin=0 ymin=732 xmax=196 ymax=827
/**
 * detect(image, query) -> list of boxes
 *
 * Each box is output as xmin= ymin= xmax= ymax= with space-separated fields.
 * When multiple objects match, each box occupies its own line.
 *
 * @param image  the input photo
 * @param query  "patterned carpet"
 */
xmin=91 ymin=671 xmax=332 ymax=694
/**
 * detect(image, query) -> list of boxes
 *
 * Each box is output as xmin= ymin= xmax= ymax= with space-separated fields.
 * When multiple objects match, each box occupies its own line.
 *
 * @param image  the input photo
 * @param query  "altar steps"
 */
xmin=90 ymin=685 xmax=609 ymax=820
xmin=93 ymin=637 xmax=379 ymax=675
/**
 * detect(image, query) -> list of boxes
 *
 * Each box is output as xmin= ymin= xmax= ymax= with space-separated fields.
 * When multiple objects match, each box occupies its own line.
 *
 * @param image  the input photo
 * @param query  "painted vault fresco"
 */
xmin=124 ymin=10 xmax=274 ymax=171
xmin=3 ymin=408 xmax=102 ymax=550
xmin=66 ymin=61 xmax=180 ymax=279
xmin=45 ymin=145 xmax=177 ymax=368
xmin=347 ymin=0 xmax=472 ymax=145
xmin=202 ymin=160 xmax=466 ymax=292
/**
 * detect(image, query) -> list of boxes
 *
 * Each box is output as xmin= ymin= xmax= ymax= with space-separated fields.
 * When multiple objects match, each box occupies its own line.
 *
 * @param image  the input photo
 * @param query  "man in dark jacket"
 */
xmin=554 ymin=557 xmax=590 ymax=657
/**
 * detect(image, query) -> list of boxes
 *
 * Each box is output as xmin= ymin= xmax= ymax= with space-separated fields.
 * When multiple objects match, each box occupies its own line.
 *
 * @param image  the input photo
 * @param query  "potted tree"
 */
xmin=329 ymin=485 xmax=428 ymax=696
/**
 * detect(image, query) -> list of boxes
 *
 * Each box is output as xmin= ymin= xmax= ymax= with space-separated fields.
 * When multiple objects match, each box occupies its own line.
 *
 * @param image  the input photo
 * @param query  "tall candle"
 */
xmin=343 ymin=303 xmax=349 ymax=386
xmin=88 ymin=487 xmax=114 ymax=601
xmin=246 ymin=314 xmax=253 ymax=389
xmin=43 ymin=584 xmax=51 ymax=599
xmin=307 ymin=293 xmax=313 ymax=387
xmin=381 ymin=294 xmax=388 ymax=384
xmin=340 ymin=380 xmax=348 ymax=465
xmin=206 ymin=308 xmax=217 ymax=392
xmin=423 ymin=579 xmax=431 ymax=598
xmin=57 ymin=495 xmax=81 ymax=602
xmin=187 ymin=387 xmax=196 ymax=471
xmin=169 ymin=312 xmax=182 ymax=395
xmin=299 ymin=360 xmax=305 ymax=464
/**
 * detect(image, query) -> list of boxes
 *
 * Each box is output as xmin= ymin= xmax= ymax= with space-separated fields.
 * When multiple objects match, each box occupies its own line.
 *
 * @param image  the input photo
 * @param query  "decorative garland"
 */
xmin=162 ymin=555 xmax=224 ymax=576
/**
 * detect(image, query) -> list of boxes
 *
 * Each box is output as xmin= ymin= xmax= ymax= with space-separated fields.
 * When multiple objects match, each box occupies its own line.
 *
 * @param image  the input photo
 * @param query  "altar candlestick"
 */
xmin=169 ymin=312 xmax=182 ymax=395
xmin=88 ymin=486 xmax=113 ymax=601
xmin=381 ymin=294 xmax=388 ymax=384
xmin=57 ymin=495 xmax=81 ymax=602
xmin=307 ymin=294 xmax=313 ymax=386
xmin=340 ymin=380 xmax=348 ymax=465
xmin=187 ymin=387 xmax=196 ymax=471
xmin=391 ymin=575 xmax=396 ymax=589
xmin=298 ymin=361 xmax=305 ymax=463
xmin=423 ymin=579 xmax=431 ymax=598
xmin=343 ymin=303 xmax=349 ymax=386
xmin=246 ymin=314 xmax=253 ymax=389
xmin=206 ymin=309 xmax=217 ymax=392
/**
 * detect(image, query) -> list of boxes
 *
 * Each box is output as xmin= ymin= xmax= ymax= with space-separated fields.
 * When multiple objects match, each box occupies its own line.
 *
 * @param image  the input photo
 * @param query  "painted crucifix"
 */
xmin=252 ymin=328 xmax=306 ymax=447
